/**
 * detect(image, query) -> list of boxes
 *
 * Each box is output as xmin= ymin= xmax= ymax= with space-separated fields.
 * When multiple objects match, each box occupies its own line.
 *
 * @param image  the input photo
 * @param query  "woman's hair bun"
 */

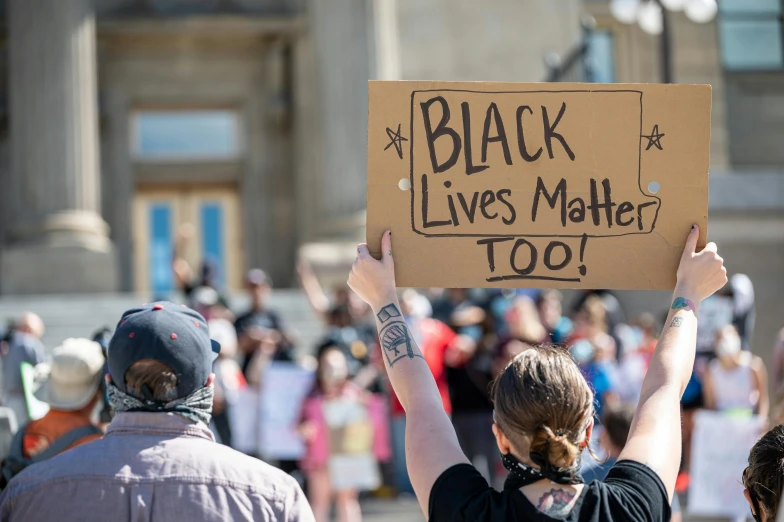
xmin=529 ymin=425 xmax=580 ymax=470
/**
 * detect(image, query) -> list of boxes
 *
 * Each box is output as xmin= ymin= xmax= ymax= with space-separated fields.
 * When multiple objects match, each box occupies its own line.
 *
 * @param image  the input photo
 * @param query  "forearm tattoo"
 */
xmin=377 ymin=306 xmax=423 ymax=367
xmin=671 ymin=297 xmax=695 ymax=312
xmin=670 ymin=316 xmax=683 ymax=328
xmin=376 ymin=303 xmax=401 ymax=323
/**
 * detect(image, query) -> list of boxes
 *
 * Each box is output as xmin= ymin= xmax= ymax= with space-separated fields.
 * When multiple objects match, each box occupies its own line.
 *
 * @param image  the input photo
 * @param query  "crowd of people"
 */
xmin=0 ymin=227 xmax=778 ymax=521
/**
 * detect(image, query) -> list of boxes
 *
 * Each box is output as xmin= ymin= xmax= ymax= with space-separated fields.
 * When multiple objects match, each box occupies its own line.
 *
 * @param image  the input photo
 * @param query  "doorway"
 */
xmin=133 ymin=187 xmax=244 ymax=297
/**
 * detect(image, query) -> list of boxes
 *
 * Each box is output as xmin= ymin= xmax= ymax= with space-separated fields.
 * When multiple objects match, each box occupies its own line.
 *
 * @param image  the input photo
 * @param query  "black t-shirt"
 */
xmin=235 ymin=308 xmax=284 ymax=336
xmin=234 ymin=309 xmax=293 ymax=376
xmin=429 ymin=460 xmax=670 ymax=522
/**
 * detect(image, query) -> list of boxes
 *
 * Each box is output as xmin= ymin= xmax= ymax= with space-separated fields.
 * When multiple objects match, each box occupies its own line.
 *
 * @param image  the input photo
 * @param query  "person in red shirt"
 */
xmin=389 ymin=290 xmax=456 ymax=495
xmin=20 ymin=338 xmax=104 ymax=462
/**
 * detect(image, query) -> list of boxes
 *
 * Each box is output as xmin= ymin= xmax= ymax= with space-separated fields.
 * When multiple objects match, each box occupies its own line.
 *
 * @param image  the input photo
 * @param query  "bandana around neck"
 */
xmin=502 ymin=451 xmax=584 ymax=490
xmin=107 ymin=381 xmax=213 ymax=425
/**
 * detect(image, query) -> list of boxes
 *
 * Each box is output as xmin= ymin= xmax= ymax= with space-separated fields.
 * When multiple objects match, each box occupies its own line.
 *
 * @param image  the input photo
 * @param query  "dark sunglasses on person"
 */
xmin=743 ymin=466 xmax=763 ymax=522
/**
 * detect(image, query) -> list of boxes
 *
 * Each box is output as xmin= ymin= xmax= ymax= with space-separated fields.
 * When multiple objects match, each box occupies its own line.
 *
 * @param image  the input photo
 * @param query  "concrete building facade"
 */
xmin=0 ymin=0 xmax=780 ymax=364
xmin=583 ymin=0 xmax=784 ymax=366
xmin=0 ymin=0 xmax=582 ymax=297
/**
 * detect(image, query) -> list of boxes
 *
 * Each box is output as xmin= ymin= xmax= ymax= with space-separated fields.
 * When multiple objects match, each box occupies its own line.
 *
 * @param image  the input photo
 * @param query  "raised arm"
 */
xmin=752 ymin=356 xmax=769 ymax=421
xmin=296 ymin=259 xmax=331 ymax=318
xmin=619 ymin=225 xmax=727 ymax=499
xmin=348 ymin=231 xmax=469 ymax=516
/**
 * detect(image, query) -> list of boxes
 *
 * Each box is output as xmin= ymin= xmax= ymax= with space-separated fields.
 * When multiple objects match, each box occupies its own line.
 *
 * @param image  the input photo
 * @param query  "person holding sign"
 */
xmin=348 ymin=225 xmax=726 ymax=521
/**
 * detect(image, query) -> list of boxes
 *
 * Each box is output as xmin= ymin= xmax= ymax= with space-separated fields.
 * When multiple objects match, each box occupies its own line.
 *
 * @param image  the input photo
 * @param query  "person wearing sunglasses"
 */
xmin=744 ymin=424 xmax=784 ymax=522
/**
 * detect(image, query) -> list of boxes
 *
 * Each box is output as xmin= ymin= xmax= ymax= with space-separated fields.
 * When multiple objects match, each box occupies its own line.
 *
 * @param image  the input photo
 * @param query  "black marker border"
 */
xmin=408 ymin=89 xmax=662 ymax=239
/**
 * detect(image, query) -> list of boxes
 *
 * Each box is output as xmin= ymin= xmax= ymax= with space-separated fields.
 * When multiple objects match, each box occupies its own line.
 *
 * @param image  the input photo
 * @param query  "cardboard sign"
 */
xmin=367 ymin=81 xmax=711 ymax=289
xmin=688 ymin=410 xmax=764 ymax=518
xmin=258 ymin=362 xmax=315 ymax=460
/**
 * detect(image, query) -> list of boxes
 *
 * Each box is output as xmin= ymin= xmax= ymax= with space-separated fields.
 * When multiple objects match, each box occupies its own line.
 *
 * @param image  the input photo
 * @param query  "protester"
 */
xmin=494 ymin=296 xmax=547 ymax=375
xmin=208 ymin=317 xmax=245 ymax=447
xmin=171 ymin=223 xmax=229 ymax=308
xmin=583 ymin=403 xmax=637 ymax=482
xmin=569 ymin=297 xmax=620 ymax=416
xmin=537 ymin=290 xmax=572 ymax=344
xmin=727 ymin=273 xmax=756 ymax=351
xmin=348 ymin=226 xmax=726 ymax=520
xmin=1 ymin=313 xmax=46 ymax=425
xmin=316 ymin=303 xmax=380 ymax=392
xmin=770 ymin=329 xmax=784 ymax=424
xmin=191 ymin=285 xmax=235 ymax=322
xmin=444 ymin=307 xmax=502 ymax=488
xmin=583 ymin=403 xmax=683 ymax=522
xmin=702 ymin=324 xmax=769 ymax=418
xmin=425 ymin=289 xmax=503 ymax=487
xmin=298 ymin=258 xmax=371 ymax=327
xmin=299 ymin=346 xmax=388 ymax=522
xmin=773 ymin=328 xmax=784 ymax=393
xmin=91 ymin=327 xmax=115 ymax=424
xmin=743 ymin=423 xmax=784 ymax=522
xmin=0 ymin=302 xmax=314 ymax=521
xmin=613 ymin=314 xmax=658 ymax=405
xmin=235 ymin=269 xmax=294 ymax=385
xmin=571 ymin=290 xmax=625 ymax=356
xmin=1 ymin=338 xmax=104 ymax=486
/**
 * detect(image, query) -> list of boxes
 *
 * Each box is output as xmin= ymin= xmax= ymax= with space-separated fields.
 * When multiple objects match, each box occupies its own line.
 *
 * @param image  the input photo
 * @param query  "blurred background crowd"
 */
xmin=0 ymin=258 xmax=778 ymax=520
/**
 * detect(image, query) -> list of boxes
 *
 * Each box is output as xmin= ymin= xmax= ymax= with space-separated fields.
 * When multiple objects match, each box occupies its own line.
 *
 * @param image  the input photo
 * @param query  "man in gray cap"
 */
xmin=0 ymin=302 xmax=314 ymax=522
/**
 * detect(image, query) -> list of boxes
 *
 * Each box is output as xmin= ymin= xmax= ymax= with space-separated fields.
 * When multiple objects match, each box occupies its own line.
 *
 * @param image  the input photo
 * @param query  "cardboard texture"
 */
xmin=367 ymin=81 xmax=711 ymax=290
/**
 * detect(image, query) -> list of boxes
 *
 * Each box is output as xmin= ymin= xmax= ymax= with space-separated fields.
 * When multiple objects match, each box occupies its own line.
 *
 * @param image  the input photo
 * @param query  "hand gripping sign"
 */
xmin=367 ymin=81 xmax=711 ymax=289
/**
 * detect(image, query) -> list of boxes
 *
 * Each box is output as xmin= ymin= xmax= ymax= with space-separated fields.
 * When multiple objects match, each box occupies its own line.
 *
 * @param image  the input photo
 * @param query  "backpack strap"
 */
xmin=32 ymin=424 xmax=102 ymax=463
xmin=1 ymin=427 xmax=29 ymax=488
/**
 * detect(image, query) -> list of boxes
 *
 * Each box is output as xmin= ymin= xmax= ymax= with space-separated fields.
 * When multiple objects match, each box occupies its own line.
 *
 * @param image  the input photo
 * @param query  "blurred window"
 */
xmin=587 ymin=30 xmax=616 ymax=83
xmin=132 ymin=110 xmax=241 ymax=160
xmin=719 ymin=0 xmax=784 ymax=70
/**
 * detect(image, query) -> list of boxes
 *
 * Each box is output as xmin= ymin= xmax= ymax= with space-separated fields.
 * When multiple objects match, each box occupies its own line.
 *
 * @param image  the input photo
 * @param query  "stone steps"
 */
xmin=0 ymin=291 xmax=326 ymax=356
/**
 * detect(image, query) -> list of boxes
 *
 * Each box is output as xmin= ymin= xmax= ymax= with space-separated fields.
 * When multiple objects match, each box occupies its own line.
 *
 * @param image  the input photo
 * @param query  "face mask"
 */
xmin=716 ymin=333 xmax=741 ymax=359
xmin=319 ymin=359 xmax=349 ymax=386
xmin=571 ymin=340 xmax=595 ymax=365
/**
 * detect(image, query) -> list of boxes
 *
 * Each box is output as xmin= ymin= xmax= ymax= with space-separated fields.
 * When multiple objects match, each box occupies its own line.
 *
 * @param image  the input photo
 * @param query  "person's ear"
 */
xmin=205 ymin=373 xmax=215 ymax=387
xmin=492 ymin=423 xmax=512 ymax=455
xmin=744 ymin=489 xmax=758 ymax=517
xmin=105 ymin=373 xmax=113 ymax=384
xmin=581 ymin=418 xmax=595 ymax=449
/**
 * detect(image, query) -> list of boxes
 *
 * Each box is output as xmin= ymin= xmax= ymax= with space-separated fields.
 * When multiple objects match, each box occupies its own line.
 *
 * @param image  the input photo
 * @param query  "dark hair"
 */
xmin=536 ymin=289 xmax=563 ymax=307
xmin=492 ymin=344 xmax=595 ymax=471
xmin=580 ymin=296 xmax=608 ymax=334
xmin=327 ymin=304 xmax=352 ymax=328
xmin=745 ymin=424 xmax=784 ymax=521
xmin=601 ymin=403 xmax=636 ymax=450
xmin=124 ymin=359 xmax=178 ymax=402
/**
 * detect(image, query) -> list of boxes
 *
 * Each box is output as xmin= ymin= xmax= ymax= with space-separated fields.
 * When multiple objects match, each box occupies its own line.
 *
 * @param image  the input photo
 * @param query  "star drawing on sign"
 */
xmin=642 ymin=124 xmax=665 ymax=151
xmin=384 ymin=123 xmax=408 ymax=159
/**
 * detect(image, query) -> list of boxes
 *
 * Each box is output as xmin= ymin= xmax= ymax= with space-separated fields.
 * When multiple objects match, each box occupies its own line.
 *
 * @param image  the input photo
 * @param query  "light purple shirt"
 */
xmin=0 ymin=412 xmax=315 ymax=522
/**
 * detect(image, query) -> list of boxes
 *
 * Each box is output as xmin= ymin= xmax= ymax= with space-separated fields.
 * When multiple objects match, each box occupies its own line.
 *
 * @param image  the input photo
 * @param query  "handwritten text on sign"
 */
xmin=367 ymin=82 xmax=711 ymax=289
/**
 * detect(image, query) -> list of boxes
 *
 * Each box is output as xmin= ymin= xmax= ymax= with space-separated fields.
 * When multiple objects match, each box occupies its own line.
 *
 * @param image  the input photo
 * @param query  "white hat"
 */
xmin=34 ymin=338 xmax=105 ymax=411
xmin=208 ymin=318 xmax=237 ymax=358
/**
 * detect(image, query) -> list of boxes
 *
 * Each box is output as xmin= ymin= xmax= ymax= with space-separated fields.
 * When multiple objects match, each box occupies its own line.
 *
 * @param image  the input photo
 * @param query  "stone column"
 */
xmin=1 ymin=0 xmax=116 ymax=294
xmin=305 ymin=0 xmax=374 ymax=237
